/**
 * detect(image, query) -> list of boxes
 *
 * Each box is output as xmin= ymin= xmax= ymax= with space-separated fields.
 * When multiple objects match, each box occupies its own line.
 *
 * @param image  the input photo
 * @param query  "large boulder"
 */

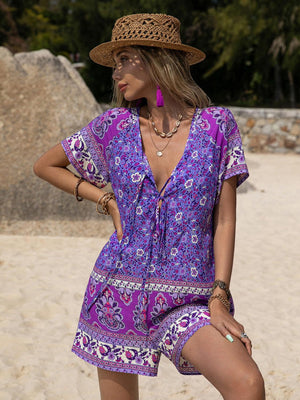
xmin=0 ymin=47 xmax=105 ymax=221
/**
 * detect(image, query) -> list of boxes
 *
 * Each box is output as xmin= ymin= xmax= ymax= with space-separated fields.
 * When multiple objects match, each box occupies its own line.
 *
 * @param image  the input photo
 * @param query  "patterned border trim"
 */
xmin=77 ymin=320 xmax=147 ymax=347
xmin=72 ymin=328 xmax=160 ymax=376
xmin=151 ymin=303 xmax=210 ymax=374
xmin=91 ymin=269 xmax=213 ymax=295
xmin=61 ymin=130 xmax=109 ymax=188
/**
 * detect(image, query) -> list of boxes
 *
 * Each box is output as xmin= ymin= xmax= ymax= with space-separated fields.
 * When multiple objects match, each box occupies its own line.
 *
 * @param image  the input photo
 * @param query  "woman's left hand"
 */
xmin=209 ymin=300 xmax=252 ymax=356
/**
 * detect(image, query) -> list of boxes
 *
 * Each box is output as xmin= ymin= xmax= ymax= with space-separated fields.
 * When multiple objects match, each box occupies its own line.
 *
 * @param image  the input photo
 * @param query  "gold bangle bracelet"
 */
xmin=96 ymin=192 xmax=116 ymax=215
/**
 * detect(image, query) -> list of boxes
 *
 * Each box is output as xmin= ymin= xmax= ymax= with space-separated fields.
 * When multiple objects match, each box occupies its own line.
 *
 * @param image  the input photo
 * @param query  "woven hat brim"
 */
xmin=89 ymin=39 xmax=206 ymax=67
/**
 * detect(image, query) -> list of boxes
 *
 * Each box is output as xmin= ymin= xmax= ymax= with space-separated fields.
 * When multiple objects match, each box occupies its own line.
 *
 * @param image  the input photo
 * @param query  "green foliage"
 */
xmin=1 ymin=0 xmax=299 ymax=106
xmin=18 ymin=5 xmax=64 ymax=51
xmin=202 ymin=0 xmax=300 ymax=106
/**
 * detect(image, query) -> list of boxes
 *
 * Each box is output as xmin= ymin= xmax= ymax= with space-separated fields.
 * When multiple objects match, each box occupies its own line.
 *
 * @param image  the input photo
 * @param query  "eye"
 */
xmin=120 ymin=55 xmax=129 ymax=63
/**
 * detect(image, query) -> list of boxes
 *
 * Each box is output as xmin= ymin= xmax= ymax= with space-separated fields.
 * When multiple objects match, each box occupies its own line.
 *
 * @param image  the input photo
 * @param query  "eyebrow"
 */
xmin=115 ymin=50 xmax=125 ymax=58
xmin=115 ymin=49 xmax=130 ymax=58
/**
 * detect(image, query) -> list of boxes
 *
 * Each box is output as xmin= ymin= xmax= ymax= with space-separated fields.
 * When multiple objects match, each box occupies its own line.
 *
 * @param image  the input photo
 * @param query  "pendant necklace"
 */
xmin=148 ymin=112 xmax=183 ymax=157
xmin=147 ymin=118 xmax=172 ymax=157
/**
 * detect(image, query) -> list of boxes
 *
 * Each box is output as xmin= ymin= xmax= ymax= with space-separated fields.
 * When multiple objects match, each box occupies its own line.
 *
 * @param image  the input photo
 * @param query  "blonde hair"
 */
xmin=112 ymin=46 xmax=211 ymax=108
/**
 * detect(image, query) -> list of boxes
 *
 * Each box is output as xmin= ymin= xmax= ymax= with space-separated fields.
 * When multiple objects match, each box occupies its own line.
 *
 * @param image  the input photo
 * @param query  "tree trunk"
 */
xmin=287 ymin=70 xmax=296 ymax=108
xmin=274 ymin=62 xmax=284 ymax=104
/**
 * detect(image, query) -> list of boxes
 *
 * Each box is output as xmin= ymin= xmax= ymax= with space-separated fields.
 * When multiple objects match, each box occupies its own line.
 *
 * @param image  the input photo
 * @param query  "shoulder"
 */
xmin=194 ymin=106 xmax=238 ymax=146
xmin=89 ymin=107 xmax=138 ymax=140
xmin=199 ymin=106 xmax=238 ymax=136
xmin=200 ymin=106 xmax=236 ymax=124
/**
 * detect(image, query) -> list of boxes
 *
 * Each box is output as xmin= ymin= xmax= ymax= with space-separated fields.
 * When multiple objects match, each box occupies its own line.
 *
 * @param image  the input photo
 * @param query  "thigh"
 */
xmin=97 ymin=368 xmax=139 ymax=400
xmin=182 ymin=325 xmax=265 ymax=400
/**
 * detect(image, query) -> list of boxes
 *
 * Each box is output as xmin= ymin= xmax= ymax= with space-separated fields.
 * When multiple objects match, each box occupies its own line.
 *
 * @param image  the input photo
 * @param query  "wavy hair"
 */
xmin=112 ymin=46 xmax=211 ymax=108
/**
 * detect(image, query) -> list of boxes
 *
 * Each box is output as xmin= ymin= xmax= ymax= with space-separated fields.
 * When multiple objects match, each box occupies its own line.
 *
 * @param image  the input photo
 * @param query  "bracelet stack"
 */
xmin=212 ymin=279 xmax=231 ymax=299
xmin=72 ymin=175 xmax=116 ymax=215
xmin=96 ymin=192 xmax=116 ymax=215
xmin=208 ymin=279 xmax=231 ymax=313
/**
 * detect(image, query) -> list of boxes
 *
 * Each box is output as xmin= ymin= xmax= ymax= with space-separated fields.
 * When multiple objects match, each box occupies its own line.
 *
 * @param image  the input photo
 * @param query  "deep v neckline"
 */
xmin=136 ymin=107 xmax=199 ymax=194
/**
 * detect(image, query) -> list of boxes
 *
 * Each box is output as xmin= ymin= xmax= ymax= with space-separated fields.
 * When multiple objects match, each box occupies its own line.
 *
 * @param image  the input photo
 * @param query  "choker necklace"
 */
xmin=148 ymin=112 xmax=183 ymax=138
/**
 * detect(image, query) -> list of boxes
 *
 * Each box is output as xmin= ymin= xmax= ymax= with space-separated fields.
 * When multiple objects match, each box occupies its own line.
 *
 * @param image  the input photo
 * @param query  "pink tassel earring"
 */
xmin=156 ymin=85 xmax=164 ymax=107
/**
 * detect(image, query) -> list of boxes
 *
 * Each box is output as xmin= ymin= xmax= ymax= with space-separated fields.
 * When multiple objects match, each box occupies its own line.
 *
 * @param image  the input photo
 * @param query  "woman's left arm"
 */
xmin=210 ymin=175 xmax=252 ymax=355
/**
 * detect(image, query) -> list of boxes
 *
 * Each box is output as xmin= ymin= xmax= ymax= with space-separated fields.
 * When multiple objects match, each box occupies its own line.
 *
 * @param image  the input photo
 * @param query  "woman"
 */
xmin=34 ymin=13 xmax=265 ymax=400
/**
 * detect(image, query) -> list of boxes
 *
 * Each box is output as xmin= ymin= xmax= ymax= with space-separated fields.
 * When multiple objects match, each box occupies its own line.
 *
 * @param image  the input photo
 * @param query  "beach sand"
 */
xmin=1 ymin=152 xmax=300 ymax=399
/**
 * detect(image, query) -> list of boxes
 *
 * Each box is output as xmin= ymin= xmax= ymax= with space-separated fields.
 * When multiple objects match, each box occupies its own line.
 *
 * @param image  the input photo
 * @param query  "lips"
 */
xmin=118 ymin=83 xmax=128 ymax=92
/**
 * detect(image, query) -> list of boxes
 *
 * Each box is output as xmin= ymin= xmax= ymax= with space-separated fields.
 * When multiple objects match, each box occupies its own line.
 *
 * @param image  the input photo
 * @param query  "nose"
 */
xmin=112 ymin=66 xmax=121 ymax=81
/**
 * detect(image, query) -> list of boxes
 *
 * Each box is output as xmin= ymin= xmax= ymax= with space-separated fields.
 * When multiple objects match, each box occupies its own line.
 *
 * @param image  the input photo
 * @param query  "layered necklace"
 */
xmin=148 ymin=112 xmax=183 ymax=157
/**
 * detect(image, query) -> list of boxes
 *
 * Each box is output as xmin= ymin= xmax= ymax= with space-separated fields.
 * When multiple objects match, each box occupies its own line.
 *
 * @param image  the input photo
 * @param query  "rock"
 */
xmin=255 ymin=118 xmax=265 ymax=127
xmin=291 ymin=124 xmax=300 ymax=136
xmin=261 ymin=124 xmax=273 ymax=135
xmin=231 ymin=106 xmax=300 ymax=153
xmin=0 ymin=47 xmax=103 ymax=220
xmin=284 ymin=136 xmax=296 ymax=149
xmin=246 ymin=118 xmax=256 ymax=128
xmin=273 ymin=147 xmax=290 ymax=154
xmin=280 ymin=125 xmax=289 ymax=133
xmin=248 ymin=136 xmax=262 ymax=152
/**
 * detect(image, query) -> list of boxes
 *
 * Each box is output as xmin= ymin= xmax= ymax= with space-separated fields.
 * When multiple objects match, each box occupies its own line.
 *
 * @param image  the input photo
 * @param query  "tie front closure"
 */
xmin=134 ymin=176 xmax=173 ymax=329
xmin=87 ymin=175 xmax=173 ymax=330
xmin=87 ymin=175 xmax=148 ymax=311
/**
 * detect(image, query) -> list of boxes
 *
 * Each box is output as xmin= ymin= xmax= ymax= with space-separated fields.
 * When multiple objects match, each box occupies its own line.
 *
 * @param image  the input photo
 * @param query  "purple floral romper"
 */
xmin=61 ymin=106 xmax=248 ymax=376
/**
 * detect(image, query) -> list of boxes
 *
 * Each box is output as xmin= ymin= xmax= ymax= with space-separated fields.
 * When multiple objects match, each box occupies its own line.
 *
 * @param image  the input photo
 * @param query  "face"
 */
xmin=112 ymin=47 xmax=154 ymax=101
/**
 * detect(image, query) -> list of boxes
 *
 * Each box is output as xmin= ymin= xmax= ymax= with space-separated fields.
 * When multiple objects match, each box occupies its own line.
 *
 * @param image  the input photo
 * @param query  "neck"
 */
xmin=145 ymin=95 xmax=192 ymax=120
xmin=139 ymin=96 xmax=194 ymax=137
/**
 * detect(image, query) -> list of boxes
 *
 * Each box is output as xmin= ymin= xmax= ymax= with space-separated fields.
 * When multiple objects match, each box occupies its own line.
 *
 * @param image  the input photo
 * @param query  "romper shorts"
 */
xmin=73 ymin=301 xmax=217 ymax=376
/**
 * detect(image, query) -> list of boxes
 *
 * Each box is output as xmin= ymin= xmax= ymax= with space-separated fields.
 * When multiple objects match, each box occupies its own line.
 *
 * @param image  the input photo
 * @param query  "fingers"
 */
xmin=113 ymin=217 xmax=123 ymax=242
xmin=108 ymin=200 xmax=123 ymax=241
xmin=117 ymin=230 xmax=123 ymax=242
xmin=225 ymin=328 xmax=252 ymax=356
xmin=240 ymin=333 xmax=252 ymax=356
xmin=223 ymin=327 xmax=252 ymax=356
xmin=211 ymin=314 xmax=252 ymax=356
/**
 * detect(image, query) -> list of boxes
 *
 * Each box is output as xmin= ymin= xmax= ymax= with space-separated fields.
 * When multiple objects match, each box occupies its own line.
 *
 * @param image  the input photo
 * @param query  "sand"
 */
xmin=1 ymin=152 xmax=300 ymax=399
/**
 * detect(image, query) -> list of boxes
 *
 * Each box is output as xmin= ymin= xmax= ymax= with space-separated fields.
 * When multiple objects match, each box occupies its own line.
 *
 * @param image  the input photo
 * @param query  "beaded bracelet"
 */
xmin=74 ymin=177 xmax=85 ymax=201
xmin=212 ymin=279 xmax=231 ymax=299
xmin=96 ymin=192 xmax=116 ymax=215
xmin=208 ymin=294 xmax=230 ymax=312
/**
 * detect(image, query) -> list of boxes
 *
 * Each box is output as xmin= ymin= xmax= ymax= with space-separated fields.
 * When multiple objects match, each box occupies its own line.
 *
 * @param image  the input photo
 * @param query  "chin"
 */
xmin=124 ymin=94 xmax=135 ymax=101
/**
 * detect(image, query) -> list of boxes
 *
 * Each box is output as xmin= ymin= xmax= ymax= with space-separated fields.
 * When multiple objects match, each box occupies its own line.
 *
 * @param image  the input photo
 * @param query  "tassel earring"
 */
xmin=156 ymin=85 xmax=164 ymax=107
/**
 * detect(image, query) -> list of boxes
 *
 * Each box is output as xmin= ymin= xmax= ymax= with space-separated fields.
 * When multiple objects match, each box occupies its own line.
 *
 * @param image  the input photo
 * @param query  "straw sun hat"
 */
xmin=89 ymin=13 xmax=206 ymax=67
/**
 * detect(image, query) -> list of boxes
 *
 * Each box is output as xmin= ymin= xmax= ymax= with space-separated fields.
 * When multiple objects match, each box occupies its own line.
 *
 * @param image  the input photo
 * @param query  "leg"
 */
xmin=97 ymin=368 xmax=139 ymax=400
xmin=182 ymin=325 xmax=265 ymax=400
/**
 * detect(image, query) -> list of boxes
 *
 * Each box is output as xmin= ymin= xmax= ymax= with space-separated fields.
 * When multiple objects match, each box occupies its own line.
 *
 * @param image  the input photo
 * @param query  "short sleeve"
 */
xmin=217 ymin=108 xmax=249 ymax=201
xmin=61 ymin=113 xmax=110 ymax=188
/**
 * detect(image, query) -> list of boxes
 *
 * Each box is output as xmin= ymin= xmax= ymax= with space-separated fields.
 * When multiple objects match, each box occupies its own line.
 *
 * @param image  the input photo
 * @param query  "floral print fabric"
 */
xmin=61 ymin=106 xmax=248 ymax=376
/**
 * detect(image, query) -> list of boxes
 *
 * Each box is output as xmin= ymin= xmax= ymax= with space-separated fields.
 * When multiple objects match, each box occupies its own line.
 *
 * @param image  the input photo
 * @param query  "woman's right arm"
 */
xmin=33 ymin=143 xmax=123 ymax=240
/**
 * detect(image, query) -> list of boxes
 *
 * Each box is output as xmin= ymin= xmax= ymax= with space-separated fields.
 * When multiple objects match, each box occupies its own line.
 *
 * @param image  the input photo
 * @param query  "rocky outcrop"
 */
xmin=231 ymin=107 xmax=300 ymax=154
xmin=0 ymin=47 xmax=103 ymax=221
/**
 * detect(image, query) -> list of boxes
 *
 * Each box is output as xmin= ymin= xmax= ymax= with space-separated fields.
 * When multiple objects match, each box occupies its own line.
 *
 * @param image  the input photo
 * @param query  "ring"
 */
xmin=240 ymin=332 xmax=249 ymax=339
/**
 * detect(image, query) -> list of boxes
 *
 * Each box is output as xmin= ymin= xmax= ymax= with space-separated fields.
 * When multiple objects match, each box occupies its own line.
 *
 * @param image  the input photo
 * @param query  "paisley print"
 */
xmin=95 ymin=288 xmax=125 ymax=331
